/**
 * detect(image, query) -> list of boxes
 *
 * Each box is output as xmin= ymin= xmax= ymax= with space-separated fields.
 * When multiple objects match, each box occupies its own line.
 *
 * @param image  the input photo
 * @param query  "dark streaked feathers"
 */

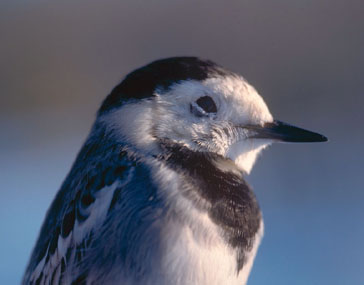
xmin=23 ymin=122 xmax=136 ymax=284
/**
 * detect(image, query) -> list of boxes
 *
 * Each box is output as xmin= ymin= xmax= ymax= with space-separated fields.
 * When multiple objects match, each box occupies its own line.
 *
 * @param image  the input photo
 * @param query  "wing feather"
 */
xmin=24 ymin=150 xmax=136 ymax=284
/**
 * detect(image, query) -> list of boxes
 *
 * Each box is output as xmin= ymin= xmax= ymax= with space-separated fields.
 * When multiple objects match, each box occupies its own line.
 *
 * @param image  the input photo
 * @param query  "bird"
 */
xmin=23 ymin=57 xmax=327 ymax=285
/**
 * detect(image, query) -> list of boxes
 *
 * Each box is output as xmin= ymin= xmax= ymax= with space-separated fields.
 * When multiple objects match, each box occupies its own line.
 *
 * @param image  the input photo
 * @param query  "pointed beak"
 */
xmin=246 ymin=120 xmax=328 ymax=143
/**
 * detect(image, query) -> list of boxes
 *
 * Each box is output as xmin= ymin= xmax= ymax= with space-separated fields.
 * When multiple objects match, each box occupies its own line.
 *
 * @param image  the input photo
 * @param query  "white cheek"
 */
xmin=100 ymin=102 xmax=158 ymax=153
xmin=226 ymin=139 xmax=271 ymax=174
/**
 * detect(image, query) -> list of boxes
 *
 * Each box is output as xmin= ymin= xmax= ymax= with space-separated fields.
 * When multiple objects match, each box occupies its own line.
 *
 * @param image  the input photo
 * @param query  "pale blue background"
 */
xmin=1 ymin=1 xmax=363 ymax=284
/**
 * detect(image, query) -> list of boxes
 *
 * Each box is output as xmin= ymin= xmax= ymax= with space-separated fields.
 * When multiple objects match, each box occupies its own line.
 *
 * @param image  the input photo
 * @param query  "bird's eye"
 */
xmin=195 ymin=96 xmax=217 ymax=114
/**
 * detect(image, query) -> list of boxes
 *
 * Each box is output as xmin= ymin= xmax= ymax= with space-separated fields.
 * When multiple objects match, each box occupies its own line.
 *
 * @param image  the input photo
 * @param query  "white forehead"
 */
xmin=156 ymin=76 xmax=273 ymax=126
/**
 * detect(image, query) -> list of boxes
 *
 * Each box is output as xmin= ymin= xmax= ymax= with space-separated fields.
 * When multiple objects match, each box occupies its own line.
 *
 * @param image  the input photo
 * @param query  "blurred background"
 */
xmin=1 ymin=0 xmax=363 ymax=284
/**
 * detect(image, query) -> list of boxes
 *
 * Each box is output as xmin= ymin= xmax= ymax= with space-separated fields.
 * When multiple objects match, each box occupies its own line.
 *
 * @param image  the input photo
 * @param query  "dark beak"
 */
xmin=247 ymin=120 xmax=328 ymax=143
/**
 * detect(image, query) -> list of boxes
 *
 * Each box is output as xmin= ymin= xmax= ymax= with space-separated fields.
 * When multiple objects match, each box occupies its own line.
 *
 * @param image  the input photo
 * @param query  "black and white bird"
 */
xmin=23 ymin=57 xmax=327 ymax=285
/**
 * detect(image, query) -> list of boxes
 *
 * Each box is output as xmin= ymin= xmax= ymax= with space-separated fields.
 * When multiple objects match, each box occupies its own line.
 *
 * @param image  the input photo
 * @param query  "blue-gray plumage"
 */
xmin=23 ymin=57 xmax=327 ymax=285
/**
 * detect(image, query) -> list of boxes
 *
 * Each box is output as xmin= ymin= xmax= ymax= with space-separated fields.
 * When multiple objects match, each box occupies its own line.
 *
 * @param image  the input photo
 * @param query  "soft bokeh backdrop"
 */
xmin=1 ymin=0 xmax=363 ymax=284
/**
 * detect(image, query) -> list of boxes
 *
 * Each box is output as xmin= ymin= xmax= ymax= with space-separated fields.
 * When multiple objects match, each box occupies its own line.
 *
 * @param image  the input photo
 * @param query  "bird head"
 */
xmin=98 ymin=57 xmax=327 ymax=174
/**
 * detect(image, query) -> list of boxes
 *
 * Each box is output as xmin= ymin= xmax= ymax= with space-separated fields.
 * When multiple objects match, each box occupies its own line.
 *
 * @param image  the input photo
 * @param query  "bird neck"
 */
xmin=159 ymin=143 xmax=262 ymax=272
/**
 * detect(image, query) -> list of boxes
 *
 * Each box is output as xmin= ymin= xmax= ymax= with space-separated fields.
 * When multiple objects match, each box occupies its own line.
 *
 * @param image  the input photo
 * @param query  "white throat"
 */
xmin=226 ymin=139 xmax=271 ymax=174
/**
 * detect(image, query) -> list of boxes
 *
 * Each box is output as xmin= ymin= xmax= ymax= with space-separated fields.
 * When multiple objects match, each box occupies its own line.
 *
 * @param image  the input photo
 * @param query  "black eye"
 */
xmin=196 ymin=96 xmax=217 ymax=113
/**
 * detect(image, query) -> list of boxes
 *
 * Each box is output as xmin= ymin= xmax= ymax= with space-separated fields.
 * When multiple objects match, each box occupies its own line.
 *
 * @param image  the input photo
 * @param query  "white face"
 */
xmin=103 ymin=75 xmax=274 ymax=174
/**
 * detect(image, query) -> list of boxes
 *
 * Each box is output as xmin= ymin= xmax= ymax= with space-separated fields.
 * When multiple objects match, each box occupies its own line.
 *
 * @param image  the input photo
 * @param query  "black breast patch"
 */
xmin=161 ymin=144 xmax=262 ymax=273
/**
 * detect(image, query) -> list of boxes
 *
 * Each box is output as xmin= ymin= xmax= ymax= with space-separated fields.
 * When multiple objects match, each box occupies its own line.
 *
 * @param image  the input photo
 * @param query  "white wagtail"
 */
xmin=23 ymin=57 xmax=327 ymax=285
